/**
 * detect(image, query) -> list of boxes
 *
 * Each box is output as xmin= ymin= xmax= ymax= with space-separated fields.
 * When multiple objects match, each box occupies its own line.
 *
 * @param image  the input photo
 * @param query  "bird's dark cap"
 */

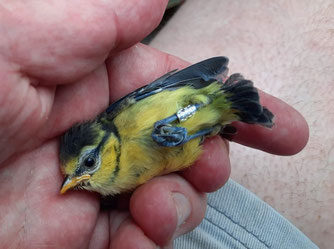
xmin=59 ymin=121 xmax=99 ymax=164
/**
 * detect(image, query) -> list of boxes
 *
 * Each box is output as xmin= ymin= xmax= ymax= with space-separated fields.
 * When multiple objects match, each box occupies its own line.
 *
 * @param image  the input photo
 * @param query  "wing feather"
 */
xmin=105 ymin=57 xmax=229 ymax=117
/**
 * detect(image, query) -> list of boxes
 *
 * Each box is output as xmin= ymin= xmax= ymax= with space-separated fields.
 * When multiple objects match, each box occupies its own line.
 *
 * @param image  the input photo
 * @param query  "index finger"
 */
xmin=230 ymin=91 xmax=309 ymax=155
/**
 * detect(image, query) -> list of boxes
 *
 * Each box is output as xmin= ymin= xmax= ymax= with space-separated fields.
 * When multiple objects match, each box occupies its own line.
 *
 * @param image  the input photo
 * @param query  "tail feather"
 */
xmin=222 ymin=73 xmax=274 ymax=128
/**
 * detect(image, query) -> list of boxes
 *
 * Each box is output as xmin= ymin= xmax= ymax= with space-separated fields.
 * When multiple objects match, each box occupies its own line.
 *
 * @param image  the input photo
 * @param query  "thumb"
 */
xmin=130 ymin=174 xmax=207 ymax=246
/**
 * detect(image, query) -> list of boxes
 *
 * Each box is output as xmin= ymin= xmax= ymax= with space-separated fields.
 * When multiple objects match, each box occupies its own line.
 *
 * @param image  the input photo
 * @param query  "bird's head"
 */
xmin=59 ymin=120 xmax=121 ymax=195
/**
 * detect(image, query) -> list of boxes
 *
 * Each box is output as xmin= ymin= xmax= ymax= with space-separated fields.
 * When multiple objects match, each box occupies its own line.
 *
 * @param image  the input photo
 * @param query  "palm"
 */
xmin=0 ymin=140 xmax=100 ymax=248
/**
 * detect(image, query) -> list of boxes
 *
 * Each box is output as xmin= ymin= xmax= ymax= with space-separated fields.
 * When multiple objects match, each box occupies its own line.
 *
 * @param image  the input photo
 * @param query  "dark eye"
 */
xmin=84 ymin=157 xmax=95 ymax=167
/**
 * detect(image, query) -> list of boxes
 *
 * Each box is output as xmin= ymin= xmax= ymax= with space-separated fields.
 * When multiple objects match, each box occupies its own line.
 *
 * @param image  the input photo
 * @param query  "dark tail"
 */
xmin=222 ymin=74 xmax=274 ymax=128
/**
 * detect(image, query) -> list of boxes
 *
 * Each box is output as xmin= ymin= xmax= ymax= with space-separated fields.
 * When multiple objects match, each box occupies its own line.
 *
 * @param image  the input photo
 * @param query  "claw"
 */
xmin=152 ymin=124 xmax=187 ymax=147
xmin=151 ymin=104 xmax=210 ymax=147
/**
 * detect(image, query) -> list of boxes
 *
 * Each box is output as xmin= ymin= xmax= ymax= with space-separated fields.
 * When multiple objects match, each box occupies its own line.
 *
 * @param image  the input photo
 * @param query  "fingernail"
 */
xmin=172 ymin=193 xmax=191 ymax=227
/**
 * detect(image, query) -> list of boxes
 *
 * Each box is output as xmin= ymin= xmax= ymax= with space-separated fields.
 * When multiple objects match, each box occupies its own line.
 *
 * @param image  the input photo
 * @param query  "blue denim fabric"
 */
xmin=175 ymin=180 xmax=318 ymax=249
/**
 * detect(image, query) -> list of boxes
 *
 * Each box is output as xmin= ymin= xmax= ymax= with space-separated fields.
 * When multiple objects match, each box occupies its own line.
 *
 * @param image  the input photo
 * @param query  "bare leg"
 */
xmin=152 ymin=1 xmax=334 ymax=248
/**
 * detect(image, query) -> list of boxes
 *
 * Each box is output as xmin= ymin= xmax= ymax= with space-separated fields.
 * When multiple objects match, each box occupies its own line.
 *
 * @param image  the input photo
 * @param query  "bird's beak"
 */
xmin=60 ymin=174 xmax=91 ymax=194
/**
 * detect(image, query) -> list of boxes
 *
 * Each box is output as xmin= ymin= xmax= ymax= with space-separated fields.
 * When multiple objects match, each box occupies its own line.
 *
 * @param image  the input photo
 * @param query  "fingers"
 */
xmin=107 ymin=43 xmax=309 ymax=155
xmin=182 ymin=136 xmax=231 ymax=192
xmin=109 ymin=212 xmax=158 ymax=249
xmin=107 ymin=0 xmax=169 ymax=51
xmin=42 ymin=65 xmax=110 ymax=139
xmin=99 ymin=174 xmax=206 ymax=249
xmin=95 ymin=175 xmax=207 ymax=248
xmin=0 ymin=0 xmax=168 ymax=161
xmin=231 ymin=91 xmax=309 ymax=155
xmin=107 ymin=43 xmax=188 ymax=100
xmin=2 ymin=65 xmax=109 ymax=162
xmin=2 ymin=0 xmax=168 ymax=83
xmin=88 ymin=212 xmax=110 ymax=249
xmin=130 ymin=174 xmax=207 ymax=246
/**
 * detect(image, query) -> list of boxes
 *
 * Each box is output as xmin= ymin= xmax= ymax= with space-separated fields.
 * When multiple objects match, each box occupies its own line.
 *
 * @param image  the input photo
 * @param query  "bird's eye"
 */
xmin=84 ymin=157 xmax=95 ymax=167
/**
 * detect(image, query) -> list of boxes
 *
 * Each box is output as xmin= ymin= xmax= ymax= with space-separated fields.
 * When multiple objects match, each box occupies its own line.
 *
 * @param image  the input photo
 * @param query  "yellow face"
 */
xmin=59 ymin=145 xmax=103 ymax=194
xmin=59 ymin=120 xmax=121 ymax=195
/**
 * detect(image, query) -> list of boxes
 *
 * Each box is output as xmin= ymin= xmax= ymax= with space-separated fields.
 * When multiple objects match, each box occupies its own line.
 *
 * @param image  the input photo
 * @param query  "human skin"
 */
xmin=151 ymin=0 xmax=334 ymax=248
xmin=0 ymin=0 xmax=309 ymax=248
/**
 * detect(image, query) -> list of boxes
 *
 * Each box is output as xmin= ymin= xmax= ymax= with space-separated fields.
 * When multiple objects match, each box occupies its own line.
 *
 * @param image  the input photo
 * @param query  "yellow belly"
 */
xmin=111 ymin=83 xmax=234 ymax=191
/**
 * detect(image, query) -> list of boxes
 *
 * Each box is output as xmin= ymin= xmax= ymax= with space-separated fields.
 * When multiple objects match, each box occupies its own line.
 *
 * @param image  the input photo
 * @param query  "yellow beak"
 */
xmin=60 ymin=174 xmax=91 ymax=194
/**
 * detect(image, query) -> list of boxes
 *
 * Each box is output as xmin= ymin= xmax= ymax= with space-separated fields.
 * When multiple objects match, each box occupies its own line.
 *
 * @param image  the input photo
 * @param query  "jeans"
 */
xmin=175 ymin=180 xmax=318 ymax=249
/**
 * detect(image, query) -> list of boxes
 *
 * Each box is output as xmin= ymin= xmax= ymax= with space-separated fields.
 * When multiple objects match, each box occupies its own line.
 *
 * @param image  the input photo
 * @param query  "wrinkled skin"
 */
xmin=0 ymin=1 xmax=308 ymax=248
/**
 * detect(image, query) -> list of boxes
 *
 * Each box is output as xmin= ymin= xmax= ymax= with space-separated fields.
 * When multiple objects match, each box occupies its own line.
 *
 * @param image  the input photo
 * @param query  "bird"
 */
xmin=59 ymin=56 xmax=274 ymax=196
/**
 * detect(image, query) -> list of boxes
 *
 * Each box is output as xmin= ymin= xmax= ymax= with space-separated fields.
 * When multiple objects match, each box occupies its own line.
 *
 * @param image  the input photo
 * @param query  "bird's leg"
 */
xmin=152 ymin=121 xmax=222 ymax=147
xmin=152 ymin=99 xmax=213 ymax=147
xmin=151 ymin=104 xmax=200 ymax=147
xmin=151 ymin=122 xmax=188 ymax=147
xmin=184 ymin=125 xmax=222 ymax=144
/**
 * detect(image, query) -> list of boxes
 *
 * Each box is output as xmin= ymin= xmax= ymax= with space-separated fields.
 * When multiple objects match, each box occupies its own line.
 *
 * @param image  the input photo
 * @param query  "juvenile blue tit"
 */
xmin=59 ymin=57 xmax=274 ymax=196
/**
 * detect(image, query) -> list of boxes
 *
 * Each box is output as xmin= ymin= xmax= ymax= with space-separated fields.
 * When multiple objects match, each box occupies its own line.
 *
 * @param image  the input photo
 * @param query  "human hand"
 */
xmin=0 ymin=1 xmax=308 ymax=248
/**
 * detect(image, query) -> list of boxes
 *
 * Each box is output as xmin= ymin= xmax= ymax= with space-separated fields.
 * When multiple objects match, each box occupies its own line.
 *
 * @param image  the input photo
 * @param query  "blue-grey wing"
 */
xmin=105 ymin=56 xmax=229 ymax=116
